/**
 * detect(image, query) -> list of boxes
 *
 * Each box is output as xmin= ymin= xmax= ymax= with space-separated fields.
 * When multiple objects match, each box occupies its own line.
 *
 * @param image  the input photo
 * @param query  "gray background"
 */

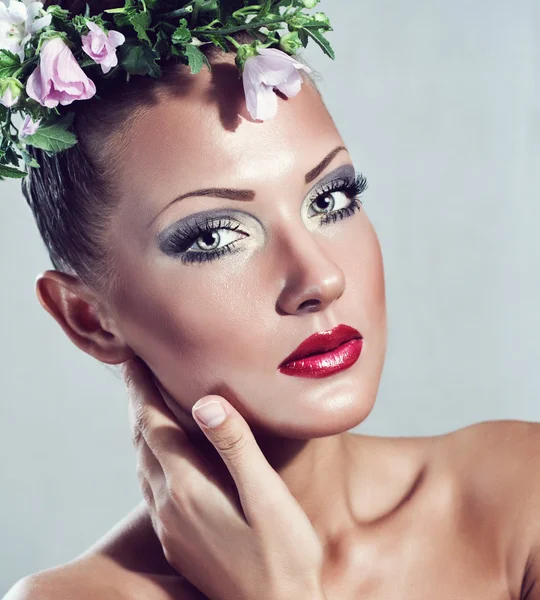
xmin=2 ymin=0 xmax=539 ymax=593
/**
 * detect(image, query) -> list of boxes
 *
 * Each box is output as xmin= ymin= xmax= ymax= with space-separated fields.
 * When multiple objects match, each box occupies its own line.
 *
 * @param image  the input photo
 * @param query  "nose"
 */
xmin=275 ymin=227 xmax=346 ymax=316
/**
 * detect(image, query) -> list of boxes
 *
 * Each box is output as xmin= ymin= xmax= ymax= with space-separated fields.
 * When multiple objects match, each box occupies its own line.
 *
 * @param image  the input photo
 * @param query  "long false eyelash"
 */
xmin=166 ymin=217 xmax=245 ymax=265
xmin=316 ymin=171 xmax=368 ymax=226
xmin=169 ymin=217 xmax=242 ymax=251
xmin=169 ymin=170 xmax=368 ymax=264
xmin=316 ymin=171 xmax=368 ymax=202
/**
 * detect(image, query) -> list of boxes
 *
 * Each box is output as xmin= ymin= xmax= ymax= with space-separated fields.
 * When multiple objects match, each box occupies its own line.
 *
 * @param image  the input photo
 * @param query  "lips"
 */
xmin=278 ymin=324 xmax=363 ymax=368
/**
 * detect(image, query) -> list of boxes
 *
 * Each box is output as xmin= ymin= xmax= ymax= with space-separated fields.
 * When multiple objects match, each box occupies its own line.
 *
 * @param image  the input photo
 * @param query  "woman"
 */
xmin=3 ymin=0 xmax=540 ymax=598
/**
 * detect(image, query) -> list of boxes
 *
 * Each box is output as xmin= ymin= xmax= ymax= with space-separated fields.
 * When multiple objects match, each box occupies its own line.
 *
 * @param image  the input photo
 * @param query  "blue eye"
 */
xmin=165 ymin=217 xmax=248 ymax=265
xmin=308 ymin=171 xmax=367 ymax=225
xmin=165 ymin=171 xmax=368 ymax=265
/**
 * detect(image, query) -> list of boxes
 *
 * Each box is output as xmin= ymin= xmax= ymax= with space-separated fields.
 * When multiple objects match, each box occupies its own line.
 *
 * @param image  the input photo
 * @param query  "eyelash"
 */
xmin=167 ymin=171 xmax=368 ymax=265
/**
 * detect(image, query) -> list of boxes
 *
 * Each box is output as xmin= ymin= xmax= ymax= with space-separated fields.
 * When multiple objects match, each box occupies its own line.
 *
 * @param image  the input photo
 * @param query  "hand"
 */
xmin=121 ymin=355 xmax=327 ymax=600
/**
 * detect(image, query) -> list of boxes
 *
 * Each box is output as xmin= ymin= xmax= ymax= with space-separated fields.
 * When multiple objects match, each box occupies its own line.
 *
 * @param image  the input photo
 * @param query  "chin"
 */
xmin=250 ymin=386 xmax=377 ymax=440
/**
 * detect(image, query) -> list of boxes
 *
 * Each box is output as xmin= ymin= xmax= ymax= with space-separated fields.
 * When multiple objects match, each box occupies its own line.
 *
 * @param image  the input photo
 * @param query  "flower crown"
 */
xmin=0 ymin=0 xmax=334 ymax=180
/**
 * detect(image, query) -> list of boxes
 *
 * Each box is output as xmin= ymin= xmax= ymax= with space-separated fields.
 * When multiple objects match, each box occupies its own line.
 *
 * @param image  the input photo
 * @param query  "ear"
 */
xmin=34 ymin=269 xmax=133 ymax=365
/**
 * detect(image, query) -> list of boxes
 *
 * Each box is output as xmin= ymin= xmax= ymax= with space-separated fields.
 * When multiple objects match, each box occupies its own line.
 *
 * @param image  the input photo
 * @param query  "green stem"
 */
xmin=190 ymin=0 xmax=203 ymax=27
xmin=155 ymin=7 xmax=193 ymax=21
xmin=192 ymin=17 xmax=284 ymax=36
xmin=225 ymin=35 xmax=241 ymax=49
xmin=232 ymin=5 xmax=262 ymax=18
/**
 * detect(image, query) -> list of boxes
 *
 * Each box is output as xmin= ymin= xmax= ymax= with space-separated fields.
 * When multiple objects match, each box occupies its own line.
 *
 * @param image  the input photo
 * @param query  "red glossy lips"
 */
xmin=279 ymin=324 xmax=363 ymax=366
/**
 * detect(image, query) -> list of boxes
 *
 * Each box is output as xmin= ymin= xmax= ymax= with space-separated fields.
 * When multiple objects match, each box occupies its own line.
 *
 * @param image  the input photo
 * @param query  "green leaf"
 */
xmin=203 ymin=34 xmax=229 ymax=52
xmin=46 ymin=4 xmax=71 ymax=22
xmin=19 ymin=147 xmax=40 ymax=168
xmin=5 ymin=145 xmax=20 ymax=164
xmin=0 ymin=49 xmax=21 ymax=79
xmin=118 ymin=42 xmax=161 ymax=77
xmin=172 ymin=18 xmax=192 ymax=45
xmin=22 ymin=121 xmax=77 ymax=153
xmin=297 ymin=27 xmax=308 ymax=46
xmin=129 ymin=11 xmax=152 ymax=45
xmin=0 ymin=163 xmax=27 ymax=179
xmin=257 ymin=0 xmax=274 ymax=18
xmin=153 ymin=27 xmax=170 ymax=57
xmin=303 ymin=26 xmax=334 ymax=59
xmin=109 ymin=0 xmax=136 ymax=28
xmin=184 ymin=44 xmax=211 ymax=74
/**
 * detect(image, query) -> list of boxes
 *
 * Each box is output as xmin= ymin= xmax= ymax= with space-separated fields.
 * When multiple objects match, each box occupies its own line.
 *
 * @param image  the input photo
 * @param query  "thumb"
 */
xmin=191 ymin=395 xmax=283 ymax=522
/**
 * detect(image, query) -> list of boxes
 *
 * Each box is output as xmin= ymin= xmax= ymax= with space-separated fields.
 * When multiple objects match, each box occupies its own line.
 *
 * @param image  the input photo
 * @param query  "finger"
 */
xmin=121 ymin=356 xmax=245 ymax=520
xmin=191 ymin=395 xmax=289 ymax=526
xmin=122 ymin=355 xmax=191 ymax=454
xmin=136 ymin=434 xmax=163 ymax=508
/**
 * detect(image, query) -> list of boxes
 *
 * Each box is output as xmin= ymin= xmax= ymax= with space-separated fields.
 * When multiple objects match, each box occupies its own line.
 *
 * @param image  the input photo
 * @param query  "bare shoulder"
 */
xmin=440 ymin=418 xmax=540 ymax=479
xmin=3 ymin=501 xmax=205 ymax=600
xmin=442 ymin=417 xmax=540 ymax=451
xmin=3 ymin=556 xmax=204 ymax=600
xmin=3 ymin=558 xmax=124 ymax=600
xmin=435 ymin=419 xmax=540 ymax=502
xmin=436 ymin=420 xmax=540 ymax=578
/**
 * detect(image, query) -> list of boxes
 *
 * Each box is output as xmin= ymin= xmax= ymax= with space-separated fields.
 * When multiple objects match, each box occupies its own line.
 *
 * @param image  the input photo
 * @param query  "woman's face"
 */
xmin=104 ymin=57 xmax=387 ymax=439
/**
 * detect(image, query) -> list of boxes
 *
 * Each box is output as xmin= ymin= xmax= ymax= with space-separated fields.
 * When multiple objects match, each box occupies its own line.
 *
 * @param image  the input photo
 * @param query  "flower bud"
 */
xmin=302 ymin=0 xmax=320 ymax=7
xmin=0 ymin=78 xmax=24 ymax=108
xmin=279 ymin=31 xmax=302 ymax=54
xmin=235 ymin=42 xmax=260 ymax=72
xmin=313 ymin=12 xmax=331 ymax=27
xmin=288 ymin=13 xmax=311 ymax=30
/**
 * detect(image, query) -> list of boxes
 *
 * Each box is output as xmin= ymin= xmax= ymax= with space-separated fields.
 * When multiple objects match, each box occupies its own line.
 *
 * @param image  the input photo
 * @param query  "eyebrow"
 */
xmin=148 ymin=145 xmax=348 ymax=229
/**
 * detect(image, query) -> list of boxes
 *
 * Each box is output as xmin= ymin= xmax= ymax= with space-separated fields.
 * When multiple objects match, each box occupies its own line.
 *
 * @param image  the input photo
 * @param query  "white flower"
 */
xmin=242 ymin=47 xmax=312 ymax=121
xmin=0 ymin=0 xmax=52 ymax=62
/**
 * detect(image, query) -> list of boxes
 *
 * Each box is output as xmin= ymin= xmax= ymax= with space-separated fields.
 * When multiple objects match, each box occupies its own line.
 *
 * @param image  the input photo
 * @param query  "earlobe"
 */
xmin=34 ymin=269 xmax=132 ymax=365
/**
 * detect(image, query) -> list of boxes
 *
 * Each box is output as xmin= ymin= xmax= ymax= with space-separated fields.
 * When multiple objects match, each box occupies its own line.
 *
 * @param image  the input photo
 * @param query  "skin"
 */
xmin=9 ymin=52 xmax=540 ymax=599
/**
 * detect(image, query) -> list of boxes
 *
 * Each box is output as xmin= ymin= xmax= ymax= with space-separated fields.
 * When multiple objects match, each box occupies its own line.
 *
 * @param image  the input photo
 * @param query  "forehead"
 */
xmin=112 ymin=58 xmax=344 ymax=227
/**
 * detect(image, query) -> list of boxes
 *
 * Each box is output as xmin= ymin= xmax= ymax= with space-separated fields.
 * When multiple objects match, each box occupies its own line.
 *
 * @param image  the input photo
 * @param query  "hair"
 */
xmin=21 ymin=0 xmax=321 ymax=303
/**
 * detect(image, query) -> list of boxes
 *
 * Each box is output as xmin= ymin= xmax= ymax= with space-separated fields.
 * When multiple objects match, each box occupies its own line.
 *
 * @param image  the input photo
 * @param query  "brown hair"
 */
xmin=21 ymin=0 xmax=318 ymax=301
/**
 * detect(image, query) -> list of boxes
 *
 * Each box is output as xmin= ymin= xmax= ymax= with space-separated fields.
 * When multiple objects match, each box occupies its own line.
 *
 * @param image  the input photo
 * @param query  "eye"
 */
xmin=190 ymin=228 xmax=243 ymax=253
xmin=164 ymin=217 xmax=248 ymax=265
xmin=307 ymin=172 xmax=368 ymax=226
xmin=308 ymin=189 xmax=350 ymax=217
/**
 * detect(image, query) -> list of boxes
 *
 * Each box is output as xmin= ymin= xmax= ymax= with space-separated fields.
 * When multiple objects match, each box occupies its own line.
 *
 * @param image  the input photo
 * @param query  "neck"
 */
xmin=255 ymin=432 xmax=359 ymax=541
xmin=153 ymin=383 xmax=427 ymax=565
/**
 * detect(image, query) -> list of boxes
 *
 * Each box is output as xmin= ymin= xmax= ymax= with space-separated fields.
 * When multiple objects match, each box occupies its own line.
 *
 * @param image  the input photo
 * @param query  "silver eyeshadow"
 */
xmin=155 ymin=163 xmax=357 ymax=250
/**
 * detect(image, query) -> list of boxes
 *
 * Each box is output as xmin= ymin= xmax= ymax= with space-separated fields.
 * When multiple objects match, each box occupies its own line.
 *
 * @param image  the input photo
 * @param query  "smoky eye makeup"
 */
xmin=155 ymin=162 xmax=367 ymax=264
xmin=156 ymin=208 xmax=256 ymax=256
xmin=307 ymin=163 xmax=357 ymax=197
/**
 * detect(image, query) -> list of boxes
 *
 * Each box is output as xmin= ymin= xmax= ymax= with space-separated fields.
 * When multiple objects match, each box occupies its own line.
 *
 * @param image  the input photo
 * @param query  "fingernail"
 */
xmin=192 ymin=400 xmax=226 ymax=428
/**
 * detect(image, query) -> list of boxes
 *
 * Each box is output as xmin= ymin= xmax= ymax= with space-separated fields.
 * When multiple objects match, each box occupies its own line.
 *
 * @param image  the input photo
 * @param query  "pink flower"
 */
xmin=81 ymin=21 xmax=125 ymax=74
xmin=19 ymin=114 xmax=40 ymax=137
xmin=241 ymin=47 xmax=312 ymax=121
xmin=26 ymin=36 xmax=96 ymax=108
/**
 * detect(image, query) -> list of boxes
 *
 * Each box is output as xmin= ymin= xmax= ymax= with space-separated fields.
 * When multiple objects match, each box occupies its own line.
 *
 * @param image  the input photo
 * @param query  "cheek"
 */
xmin=338 ymin=210 xmax=386 ymax=323
xmin=116 ymin=256 xmax=272 ymax=393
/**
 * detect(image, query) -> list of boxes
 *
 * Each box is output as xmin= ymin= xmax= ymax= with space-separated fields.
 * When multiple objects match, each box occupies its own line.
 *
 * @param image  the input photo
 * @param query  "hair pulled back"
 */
xmin=22 ymin=0 xmax=289 ymax=300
